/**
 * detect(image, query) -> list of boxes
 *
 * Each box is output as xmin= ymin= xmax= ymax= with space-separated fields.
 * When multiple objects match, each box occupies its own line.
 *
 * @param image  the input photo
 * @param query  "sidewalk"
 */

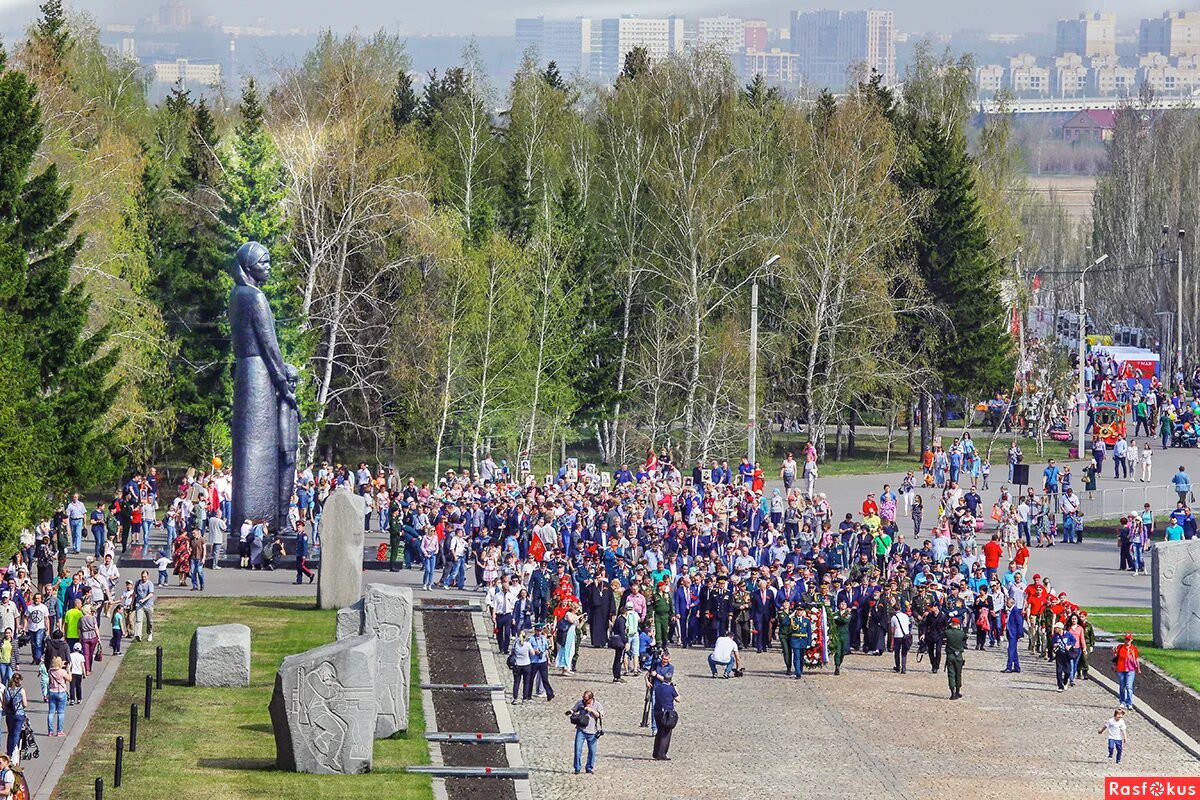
xmin=24 ymin=550 xmax=126 ymax=800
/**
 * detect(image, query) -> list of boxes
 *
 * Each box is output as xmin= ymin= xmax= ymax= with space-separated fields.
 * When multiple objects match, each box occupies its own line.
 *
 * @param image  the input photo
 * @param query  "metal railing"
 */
xmin=1079 ymin=482 xmax=1178 ymax=522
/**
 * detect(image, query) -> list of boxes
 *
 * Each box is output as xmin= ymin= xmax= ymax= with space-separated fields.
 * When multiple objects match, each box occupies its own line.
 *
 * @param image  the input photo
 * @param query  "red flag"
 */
xmin=530 ymin=536 xmax=546 ymax=562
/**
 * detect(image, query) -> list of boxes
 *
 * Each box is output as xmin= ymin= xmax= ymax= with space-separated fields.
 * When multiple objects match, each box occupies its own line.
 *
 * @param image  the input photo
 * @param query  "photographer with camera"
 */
xmin=641 ymin=647 xmax=673 ymax=731
xmin=651 ymin=678 xmax=679 ymax=761
xmin=567 ymin=689 xmax=604 ymax=775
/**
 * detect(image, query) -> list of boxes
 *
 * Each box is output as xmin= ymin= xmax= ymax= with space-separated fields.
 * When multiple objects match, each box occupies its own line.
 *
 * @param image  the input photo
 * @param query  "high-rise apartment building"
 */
xmin=743 ymin=49 xmax=803 ymax=86
xmin=1140 ymin=11 xmax=1200 ymax=57
xmin=515 ymin=17 xmax=594 ymax=76
xmin=696 ymin=15 xmax=746 ymax=54
xmin=593 ymin=16 xmax=684 ymax=80
xmin=744 ymin=20 xmax=769 ymax=52
xmin=789 ymin=9 xmax=895 ymax=89
xmin=1055 ymin=12 xmax=1116 ymax=58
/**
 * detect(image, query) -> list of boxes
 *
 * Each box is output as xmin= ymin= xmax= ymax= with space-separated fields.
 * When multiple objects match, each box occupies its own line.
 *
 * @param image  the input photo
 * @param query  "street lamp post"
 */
xmin=1156 ymin=311 xmax=1174 ymax=389
xmin=748 ymin=254 xmax=781 ymax=465
xmin=1078 ymin=253 xmax=1108 ymax=459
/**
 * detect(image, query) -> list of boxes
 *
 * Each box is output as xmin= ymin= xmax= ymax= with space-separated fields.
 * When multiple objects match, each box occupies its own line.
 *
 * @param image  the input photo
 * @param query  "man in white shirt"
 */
xmin=491 ymin=577 xmax=521 ymax=654
xmin=890 ymin=604 xmax=914 ymax=674
xmin=708 ymin=634 xmax=741 ymax=678
xmin=25 ymin=593 xmax=48 ymax=663
xmin=98 ymin=553 xmax=121 ymax=589
xmin=66 ymin=494 xmax=87 ymax=554
xmin=442 ymin=530 xmax=469 ymax=590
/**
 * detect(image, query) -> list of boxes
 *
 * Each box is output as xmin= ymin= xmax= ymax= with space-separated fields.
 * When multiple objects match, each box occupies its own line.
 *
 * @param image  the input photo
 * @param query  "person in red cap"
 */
xmin=1113 ymin=632 xmax=1141 ymax=709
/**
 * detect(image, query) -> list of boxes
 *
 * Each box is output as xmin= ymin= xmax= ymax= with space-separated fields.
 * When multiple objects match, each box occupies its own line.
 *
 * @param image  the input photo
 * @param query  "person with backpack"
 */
xmin=2 ymin=674 xmax=27 ymax=760
xmin=567 ymin=690 xmax=603 ymax=774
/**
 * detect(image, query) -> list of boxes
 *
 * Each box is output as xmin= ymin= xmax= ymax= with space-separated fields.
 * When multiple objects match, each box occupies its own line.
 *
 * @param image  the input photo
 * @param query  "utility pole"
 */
xmin=1078 ymin=254 xmax=1108 ymax=459
xmin=1014 ymin=249 xmax=1025 ymax=420
xmin=1178 ymin=229 xmax=1186 ymax=388
xmin=748 ymin=254 xmax=780 ymax=465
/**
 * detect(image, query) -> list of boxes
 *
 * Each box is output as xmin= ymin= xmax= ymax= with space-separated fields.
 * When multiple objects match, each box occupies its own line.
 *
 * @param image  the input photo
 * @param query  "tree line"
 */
xmin=2 ymin=4 xmax=1063 ymax=549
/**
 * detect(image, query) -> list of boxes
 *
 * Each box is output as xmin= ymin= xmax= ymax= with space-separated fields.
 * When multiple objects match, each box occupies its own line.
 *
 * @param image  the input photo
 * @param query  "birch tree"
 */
xmin=642 ymin=50 xmax=763 ymax=464
xmin=273 ymin=31 xmax=430 ymax=461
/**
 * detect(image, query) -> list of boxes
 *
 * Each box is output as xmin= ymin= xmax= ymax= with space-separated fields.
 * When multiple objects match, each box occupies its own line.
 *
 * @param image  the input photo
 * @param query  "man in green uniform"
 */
xmin=777 ymin=601 xmax=796 ymax=674
xmin=831 ymin=599 xmax=851 ymax=676
xmin=387 ymin=505 xmax=404 ymax=572
xmin=1079 ymin=611 xmax=1096 ymax=679
xmin=944 ymin=615 xmax=968 ymax=700
xmin=652 ymin=581 xmax=674 ymax=648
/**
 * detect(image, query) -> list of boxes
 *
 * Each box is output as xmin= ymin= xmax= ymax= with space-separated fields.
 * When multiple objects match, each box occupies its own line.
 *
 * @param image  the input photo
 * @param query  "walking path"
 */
xmin=495 ymin=640 xmax=1198 ymax=800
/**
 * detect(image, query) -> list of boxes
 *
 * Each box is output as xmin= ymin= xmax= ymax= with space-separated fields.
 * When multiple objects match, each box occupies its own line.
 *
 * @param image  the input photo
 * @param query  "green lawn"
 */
xmin=386 ymin=430 xmax=1078 ymax=483
xmin=52 ymin=597 xmax=432 ymax=800
xmin=763 ymin=433 xmax=1076 ymax=477
xmin=1088 ymin=606 xmax=1200 ymax=694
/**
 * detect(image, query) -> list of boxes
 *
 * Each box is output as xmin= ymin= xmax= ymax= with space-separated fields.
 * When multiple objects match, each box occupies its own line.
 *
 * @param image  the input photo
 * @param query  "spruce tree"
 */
xmin=31 ymin=0 xmax=71 ymax=65
xmin=152 ymin=95 xmax=231 ymax=457
xmin=543 ymin=61 xmax=563 ymax=91
xmin=907 ymin=121 xmax=1013 ymax=396
xmin=0 ymin=44 xmax=117 ymax=545
xmin=390 ymin=69 xmax=418 ymax=130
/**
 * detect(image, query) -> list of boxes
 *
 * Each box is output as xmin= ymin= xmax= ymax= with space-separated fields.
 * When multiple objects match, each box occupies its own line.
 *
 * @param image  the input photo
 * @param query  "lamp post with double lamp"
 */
xmin=748 ymin=254 xmax=781 ymax=465
xmin=1078 ymin=253 xmax=1108 ymax=459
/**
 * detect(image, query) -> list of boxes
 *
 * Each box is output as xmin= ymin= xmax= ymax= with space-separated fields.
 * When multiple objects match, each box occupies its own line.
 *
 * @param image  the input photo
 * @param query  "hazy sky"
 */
xmin=0 ymin=0 xmax=1188 ymax=37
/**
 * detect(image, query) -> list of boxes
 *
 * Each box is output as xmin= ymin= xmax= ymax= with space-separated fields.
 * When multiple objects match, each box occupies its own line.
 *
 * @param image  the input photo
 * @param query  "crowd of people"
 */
xmin=345 ymin=442 xmax=1153 ymax=771
xmin=9 ymin=411 xmax=1175 ymax=778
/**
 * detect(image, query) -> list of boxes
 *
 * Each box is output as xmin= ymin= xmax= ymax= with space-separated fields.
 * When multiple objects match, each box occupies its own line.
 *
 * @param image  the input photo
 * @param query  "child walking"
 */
xmin=154 ymin=549 xmax=170 ymax=586
xmin=68 ymin=643 xmax=85 ymax=706
xmin=110 ymin=605 xmax=125 ymax=656
xmin=1100 ymin=707 xmax=1128 ymax=764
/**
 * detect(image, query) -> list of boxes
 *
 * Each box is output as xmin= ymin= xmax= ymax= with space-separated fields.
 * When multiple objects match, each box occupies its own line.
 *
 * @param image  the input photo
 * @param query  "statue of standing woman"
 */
xmin=229 ymin=242 xmax=298 ymax=536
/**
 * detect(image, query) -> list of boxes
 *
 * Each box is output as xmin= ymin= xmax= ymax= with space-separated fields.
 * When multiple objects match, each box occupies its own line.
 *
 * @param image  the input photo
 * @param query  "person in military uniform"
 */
xmin=652 ymin=580 xmax=675 ymax=648
xmin=1079 ymin=610 xmax=1096 ymax=679
xmin=789 ymin=607 xmax=814 ymax=678
xmin=944 ymin=615 xmax=968 ymax=700
xmin=831 ymin=599 xmax=851 ymax=675
xmin=777 ymin=601 xmax=796 ymax=674
xmin=387 ymin=503 xmax=404 ymax=573
xmin=732 ymin=579 xmax=752 ymax=648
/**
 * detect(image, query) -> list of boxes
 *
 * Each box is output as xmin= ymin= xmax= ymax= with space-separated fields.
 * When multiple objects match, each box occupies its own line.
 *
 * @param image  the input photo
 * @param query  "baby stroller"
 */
xmin=1172 ymin=424 xmax=1199 ymax=449
xmin=19 ymin=717 xmax=39 ymax=761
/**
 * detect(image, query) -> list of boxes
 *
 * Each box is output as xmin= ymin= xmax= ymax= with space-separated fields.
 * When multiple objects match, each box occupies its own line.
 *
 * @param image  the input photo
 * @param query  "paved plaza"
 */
xmin=496 ymin=641 xmax=1197 ymax=800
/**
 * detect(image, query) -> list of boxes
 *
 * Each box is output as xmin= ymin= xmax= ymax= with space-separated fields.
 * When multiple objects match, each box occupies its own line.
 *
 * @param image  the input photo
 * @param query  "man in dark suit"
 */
xmin=921 ymin=602 xmax=948 ymax=673
xmin=674 ymin=576 xmax=698 ymax=648
xmin=750 ymin=578 xmax=775 ymax=652
xmin=697 ymin=577 xmax=715 ymax=647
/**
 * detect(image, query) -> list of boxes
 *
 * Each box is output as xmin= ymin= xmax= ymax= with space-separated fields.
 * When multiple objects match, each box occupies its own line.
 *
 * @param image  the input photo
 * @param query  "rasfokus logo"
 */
xmin=1106 ymin=778 xmax=1200 ymax=798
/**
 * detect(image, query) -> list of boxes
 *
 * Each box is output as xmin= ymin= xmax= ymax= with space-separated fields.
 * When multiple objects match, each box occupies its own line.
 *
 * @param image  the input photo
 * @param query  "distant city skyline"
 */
xmin=0 ymin=0 xmax=1193 ymax=39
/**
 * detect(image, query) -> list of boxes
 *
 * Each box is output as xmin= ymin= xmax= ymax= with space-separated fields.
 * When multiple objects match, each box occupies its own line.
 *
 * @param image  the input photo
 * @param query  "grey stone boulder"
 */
xmin=1152 ymin=539 xmax=1200 ymax=649
xmin=316 ymin=489 xmax=365 ymax=610
xmin=269 ymin=633 xmax=378 ymax=774
xmin=337 ymin=584 xmax=413 ymax=737
xmin=188 ymin=624 xmax=251 ymax=687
